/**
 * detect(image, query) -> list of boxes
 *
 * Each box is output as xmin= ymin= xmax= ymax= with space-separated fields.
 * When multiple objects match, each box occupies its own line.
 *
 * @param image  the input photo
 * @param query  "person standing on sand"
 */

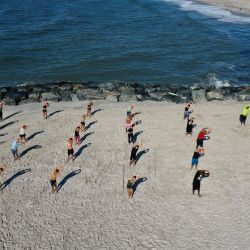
xmin=239 ymin=104 xmax=250 ymax=125
xmin=193 ymin=170 xmax=210 ymax=197
xmin=87 ymin=100 xmax=93 ymax=117
xmin=127 ymin=104 xmax=135 ymax=116
xmin=67 ymin=138 xmax=74 ymax=162
xmin=50 ymin=164 xmax=63 ymax=193
xmin=74 ymin=126 xmax=80 ymax=145
xmin=42 ymin=102 xmax=49 ymax=119
xmin=19 ymin=125 xmax=28 ymax=144
xmin=0 ymin=164 xmax=7 ymax=193
xmin=186 ymin=117 xmax=195 ymax=136
xmin=0 ymin=100 xmax=5 ymax=121
xmin=129 ymin=141 xmax=142 ymax=166
xmin=196 ymin=128 xmax=211 ymax=148
xmin=184 ymin=101 xmax=193 ymax=120
xmin=127 ymin=125 xmax=134 ymax=144
xmin=80 ymin=114 xmax=86 ymax=132
xmin=11 ymin=138 xmax=21 ymax=161
xmin=127 ymin=175 xmax=137 ymax=198
xmin=191 ymin=146 xmax=205 ymax=170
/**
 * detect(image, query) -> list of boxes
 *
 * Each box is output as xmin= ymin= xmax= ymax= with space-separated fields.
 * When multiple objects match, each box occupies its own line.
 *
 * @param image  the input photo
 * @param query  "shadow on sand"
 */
xmin=26 ymin=131 xmax=45 ymax=142
xmin=0 ymin=120 xmax=18 ymax=130
xmin=57 ymin=169 xmax=81 ymax=192
xmin=135 ymin=149 xmax=149 ymax=164
xmin=132 ymin=177 xmax=147 ymax=195
xmin=3 ymin=111 xmax=22 ymax=121
xmin=80 ymin=132 xmax=94 ymax=144
xmin=91 ymin=109 xmax=103 ymax=116
xmin=47 ymin=110 xmax=64 ymax=118
xmin=85 ymin=121 xmax=97 ymax=131
xmin=74 ymin=143 xmax=91 ymax=160
xmin=2 ymin=168 xmax=31 ymax=189
xmin=133 ymin=131 xmax=143 ymax=143
xmin=20 ymin=145 xmax=42 ymax=158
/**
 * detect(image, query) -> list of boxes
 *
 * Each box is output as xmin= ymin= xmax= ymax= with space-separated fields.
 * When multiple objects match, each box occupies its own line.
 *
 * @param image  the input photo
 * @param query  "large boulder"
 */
xmin=206 ymin=91 xmax=224 ymax=101
xmin=41 ymin=92 xmax=62 ymax=102
xmin=105 ymin=95 xmax=118 ymax=102
xmin=235 ymin=86 xmax=250 ymax=101
xmin=192 ymin=89 xmax=206 ymax=103
xmin=98 ymin=82 xmax=119 ymax=92
xmin=76 ymin=89 xmax=104 ymax=101
xmin=119 ymin=93 xmax=137 ymax=102
xmin=19 ymin=98 xmax=41 ymax=104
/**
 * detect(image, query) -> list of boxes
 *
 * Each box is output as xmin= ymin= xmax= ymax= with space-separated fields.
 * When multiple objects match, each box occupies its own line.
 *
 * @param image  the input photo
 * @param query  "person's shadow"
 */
xmin=47 ymin=110 xmax=64 ymax=118
xmin=20 ymin=145 xmax=42 ymax=158
xmin=2 ymin=168 xmax=31 ymax=189
xmin=26 ymin=131 xmax=45 ymax=142
xmin=3 ymin=110 xmax=22 ymax=121
xmin=0 ymin=120 xmax=18 ymax=130
xmin=135 ymin=149 xmax=149 ymax=164
xmin=192 ymin=124 xmax=197 ymax=128
xmin=85 ymin=121 xmax=97 ymax=131
xmin=91 ymin=109 xmax=103 ymax=116
xmin=57 ymin=169 xmax=81 ymax=192
xmin=80 ymin=132 xmax=94 ymax=144
xmin=133 ymin=131 xmax=143 ymax=143
xmin=132 ymin=177 xmax=147 ymax=196
xmin=0 ymin=133 xmax=8 ymax=136
xmin=74 ymin=143 xmax=91 ymax=160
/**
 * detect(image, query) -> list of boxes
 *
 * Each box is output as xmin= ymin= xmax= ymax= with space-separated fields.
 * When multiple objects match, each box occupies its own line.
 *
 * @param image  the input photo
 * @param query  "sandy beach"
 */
xmin=197 ymin=0 xmax=250 ymax=15
xmin=0 ymin=100 xmax=250 ymax=249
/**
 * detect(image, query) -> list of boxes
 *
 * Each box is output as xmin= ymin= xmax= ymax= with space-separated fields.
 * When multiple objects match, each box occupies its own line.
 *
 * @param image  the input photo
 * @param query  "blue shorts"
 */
xmin=11 ymin=149 xmax=17 ymax=156
xmin=191 ymin=158 xmax=199 ymax=166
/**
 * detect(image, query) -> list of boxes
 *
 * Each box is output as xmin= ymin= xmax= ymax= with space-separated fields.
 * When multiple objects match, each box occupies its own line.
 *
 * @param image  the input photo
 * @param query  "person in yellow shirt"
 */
xmin=240 ymin=104 xmax=250 ymax=125
xmin=50 ymin=164 xmax=63 ymax=193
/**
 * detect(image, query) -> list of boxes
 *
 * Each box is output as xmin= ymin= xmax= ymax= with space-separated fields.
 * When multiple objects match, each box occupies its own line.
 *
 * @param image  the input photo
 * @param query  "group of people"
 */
xmin=0 ymin=98 xmax=249 ymax=196
xmin=184 ymin=102 xmax=211 ymax=197
xmin=50 ymin=101 xmax=93 ymax=193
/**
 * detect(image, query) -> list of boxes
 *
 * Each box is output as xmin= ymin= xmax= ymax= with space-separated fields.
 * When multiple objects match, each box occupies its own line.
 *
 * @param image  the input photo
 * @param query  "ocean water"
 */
xmin=0 ymin=0 xmax=250 ymax=87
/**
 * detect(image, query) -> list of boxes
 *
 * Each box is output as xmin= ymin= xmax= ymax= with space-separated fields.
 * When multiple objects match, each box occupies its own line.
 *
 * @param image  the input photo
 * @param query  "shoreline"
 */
xmin=0 ymin=81 xmax=250 ymax=105
xmin=197 ymin=0 xmax=250 ymax=16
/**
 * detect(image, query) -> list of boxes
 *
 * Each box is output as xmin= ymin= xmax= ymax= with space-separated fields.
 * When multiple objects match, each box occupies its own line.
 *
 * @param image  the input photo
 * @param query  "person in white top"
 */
xmin=19 ymin=125 xmax=28 ymax=144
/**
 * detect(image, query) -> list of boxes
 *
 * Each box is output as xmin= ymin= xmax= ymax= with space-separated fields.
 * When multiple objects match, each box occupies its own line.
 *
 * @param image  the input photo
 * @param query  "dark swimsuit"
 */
xmin=75 ymin=130 xmax=79 ymax=137
xmin=68 ymin=149 xmax=74 ymax=155
xmin=81 ymin=121 xmax=85 ymax=126
xmin=127 ymin=180 xmax=134 ymax=189
xmin=186 ymin=119 xmax=193 ymax=133
xmin=130 ymin=147 xmax=139 ymax=161
xmin=43 ymin=105 xmax=47 ymax=112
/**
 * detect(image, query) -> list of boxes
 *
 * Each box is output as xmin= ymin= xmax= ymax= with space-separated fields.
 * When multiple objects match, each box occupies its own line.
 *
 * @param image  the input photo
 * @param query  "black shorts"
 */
xmin=68 ymin=149 xmax=74 ymax=155
xmin=130 ymin=153 xmax=136 ymax=161
xmin=20 ymin=134 xmax=26 ymax=138
xmin=50 ymin=179 xmax=57 ymax=186
xmin=196 ymin=138 xmax=203 ymax=147
xmin=81 ymin=122 xmax=85 ymax=126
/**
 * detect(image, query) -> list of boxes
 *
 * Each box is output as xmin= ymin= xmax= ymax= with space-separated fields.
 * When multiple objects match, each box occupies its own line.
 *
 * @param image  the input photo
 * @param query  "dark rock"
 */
xmin=19 ymin=98 xmax=41 ymax=104
xmin=136 ymin=94 xmax=143 ymax=102
xmin=41 ymin=92 xmax=62 ymax=102
xmin=192 ymin=89 xmax=206 ymax=102
xmin=206 ymin=91 xmax=224 ymax=101
xmin=76 ymin=89 xmax=104 ymax=101
xmin=105 ymin=95 xmax=118 ymax=102
xmin=4 ymin=96 xmax=17 ymax=105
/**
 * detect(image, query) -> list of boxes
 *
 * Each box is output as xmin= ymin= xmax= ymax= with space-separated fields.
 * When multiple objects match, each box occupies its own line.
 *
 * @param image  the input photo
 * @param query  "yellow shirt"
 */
xmin=241 ymin=105 xmax=250 ymax=116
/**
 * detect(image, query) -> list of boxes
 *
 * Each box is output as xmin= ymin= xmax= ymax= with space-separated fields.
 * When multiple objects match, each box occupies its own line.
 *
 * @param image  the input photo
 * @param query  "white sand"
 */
xmin=197 ymin=0 xmax=250 ymax=15
xmin=0 ymin=100 xmax=250 ymax=249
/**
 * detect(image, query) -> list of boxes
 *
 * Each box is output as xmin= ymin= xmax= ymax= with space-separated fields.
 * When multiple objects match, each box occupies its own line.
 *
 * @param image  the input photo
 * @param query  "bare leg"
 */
xmin=198 ymin=189 xmax=201 ymax=197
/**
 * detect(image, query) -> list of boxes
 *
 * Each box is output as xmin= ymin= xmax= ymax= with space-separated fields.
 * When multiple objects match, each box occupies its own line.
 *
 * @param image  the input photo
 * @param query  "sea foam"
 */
xmin=161 ymin=0 xmax=250 ymax=24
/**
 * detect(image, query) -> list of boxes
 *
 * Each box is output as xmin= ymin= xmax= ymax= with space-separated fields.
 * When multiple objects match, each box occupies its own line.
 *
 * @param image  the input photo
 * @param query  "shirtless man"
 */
xmin=67 ymin=138 xmax=74 ymax=162
xmin=50 ymin=164 xmax=63 ymax=193
xmin=0 ymin=100 xmax=5 ymax=121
